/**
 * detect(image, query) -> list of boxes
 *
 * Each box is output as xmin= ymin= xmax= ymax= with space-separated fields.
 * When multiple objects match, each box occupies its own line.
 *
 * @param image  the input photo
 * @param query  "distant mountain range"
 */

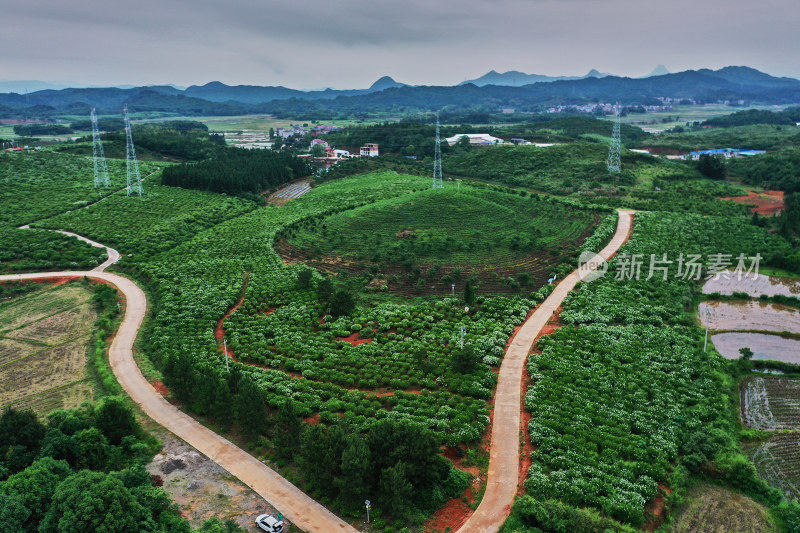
xmin=458 ymin=69 xmax=609 ymax=87
xmin=1 ymin=66 xmax=798 ymax=119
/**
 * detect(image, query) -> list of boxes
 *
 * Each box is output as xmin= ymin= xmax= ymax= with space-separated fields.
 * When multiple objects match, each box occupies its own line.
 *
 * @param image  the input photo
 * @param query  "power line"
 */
xmin=123 ymin=106 xmax=143 ymax=196
xmin=432 ymin=112 xmax=443 ymax=189
xmin=91 ymin=108 xmax=110 ymax=188
xmin=607 ymin=103 xmax=621 ymax=174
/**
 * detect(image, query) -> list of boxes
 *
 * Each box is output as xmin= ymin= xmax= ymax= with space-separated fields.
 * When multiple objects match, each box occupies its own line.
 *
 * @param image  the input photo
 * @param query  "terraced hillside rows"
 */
xmin=280 ymin=185 xmax=604 ymax=295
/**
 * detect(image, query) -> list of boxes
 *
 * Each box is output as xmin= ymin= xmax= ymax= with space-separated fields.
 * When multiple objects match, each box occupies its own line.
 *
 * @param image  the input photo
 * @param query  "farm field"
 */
xmin=748 ymin=433 xmax=800 ymax=500
xmin=283 ymin=185 xmax=604 ymax=295
xmin=517 ymin=211 xmax=791 ymax=526
xmin=711 ymin=332 xmax=800 ymax=362
xmin=0 ymin=281 xmax=97 ymax=415
xmin=667 ymin=482 xmax=778 ymax=533
xmin=0 ymin=150 xmax=160 ymax=273
xmin=35 ymin=184 xmax=257 ymax=261
xmin=703 ymin=270 xmax=800 ymax=297
xmin=698 ymin=300 xmax=800 ymax=334
xmin=139 ymin=114 xmax=377 ymax=133
xmin=740 ymin=376 xmax=800 ymax=430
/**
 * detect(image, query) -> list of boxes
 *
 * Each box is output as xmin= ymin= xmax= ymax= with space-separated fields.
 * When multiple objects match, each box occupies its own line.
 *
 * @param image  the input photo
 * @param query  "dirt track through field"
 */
xmin=0 ymin=234 xmax=358 ymax=533
xmin=455 ymin=209 xmax=634 ymax=533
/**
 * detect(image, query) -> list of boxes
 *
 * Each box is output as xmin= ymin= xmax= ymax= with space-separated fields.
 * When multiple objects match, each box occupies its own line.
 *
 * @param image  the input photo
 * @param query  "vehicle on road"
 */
xmin=255 ymin=514 xmax=284 ymax=533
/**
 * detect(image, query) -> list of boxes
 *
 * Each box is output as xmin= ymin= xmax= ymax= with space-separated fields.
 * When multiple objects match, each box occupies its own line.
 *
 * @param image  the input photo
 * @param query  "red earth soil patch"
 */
xmin=720 ymin=190 xmax=785 ymax=215
xmin=303 ymin=414 xmax=320 ymax=425
xmin=644 ymin=484 xmax=672 ymax=532
xmin=427 ymin=448 xmax=479 ymax=532
xmin=425 ymin=490 xmax=474 ymax=533
xmin=150 ymin=381 xmax=170 ymax=397
xmin=336 ymin=332 xmax=373 ymax=346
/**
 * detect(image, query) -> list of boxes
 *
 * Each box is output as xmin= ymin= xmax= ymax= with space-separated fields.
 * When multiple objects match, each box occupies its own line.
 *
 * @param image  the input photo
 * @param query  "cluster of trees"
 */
xmin=296 ymin=418 xmax=467 ymax=519
xmin=322 ymin=122 xmax=458 ymax=158
xmin=0 ymin=402 xmax=243 ymax=533
xmin=731 ymin=150 xmax=800 ymax=193
xmin=161 ymin=148 xmax=311 ymax=197
xmin=704 ymin=107 xmax=800 ymax=128
xmin=696 ymin=153 xmax=728 ymax=179
xmin=492 ymin=116 xmax=651 ymax=144
xmin=12 ymin=123 xmax=72 ymax=136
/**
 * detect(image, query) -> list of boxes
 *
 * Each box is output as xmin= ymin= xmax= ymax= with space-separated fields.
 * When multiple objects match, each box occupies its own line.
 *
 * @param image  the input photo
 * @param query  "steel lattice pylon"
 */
xmin=432 ymin=112 xmax=443 ymax=189
xmin=91 ymin=108 xmax=111 ymax=187
xmin=123 ymin=106 xmax=143 ymax=196
xmin=607 ymin=103 xmax=622 ymax=174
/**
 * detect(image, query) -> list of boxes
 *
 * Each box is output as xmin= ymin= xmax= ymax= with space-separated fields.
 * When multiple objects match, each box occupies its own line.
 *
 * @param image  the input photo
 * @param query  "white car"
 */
xmin=255 ymin=514 xmax=284 ymax=533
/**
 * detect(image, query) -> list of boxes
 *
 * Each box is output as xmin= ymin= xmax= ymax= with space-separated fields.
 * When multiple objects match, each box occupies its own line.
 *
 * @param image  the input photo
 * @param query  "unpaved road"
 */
xmin=456 ymin=209 xmax=634 ymax=533
xmin=0 ymin=234 xmax=358 ymax=533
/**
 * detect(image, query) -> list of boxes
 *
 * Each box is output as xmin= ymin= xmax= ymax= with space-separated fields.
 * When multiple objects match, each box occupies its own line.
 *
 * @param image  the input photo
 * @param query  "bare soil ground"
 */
xmin=719 ymin=190 xmax=785 ymax=215
xmin=147 ymin=428 xmax=286 ymax=533
xmin=668 ymin=482 xmax=777 ymax=533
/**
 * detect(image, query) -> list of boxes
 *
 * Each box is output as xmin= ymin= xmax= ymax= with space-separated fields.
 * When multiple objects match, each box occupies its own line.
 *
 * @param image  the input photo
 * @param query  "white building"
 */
xmin=445 ymin=133 xmax=504 ymax=146
xmin=360 ymin=143 xmax=379 ymax=157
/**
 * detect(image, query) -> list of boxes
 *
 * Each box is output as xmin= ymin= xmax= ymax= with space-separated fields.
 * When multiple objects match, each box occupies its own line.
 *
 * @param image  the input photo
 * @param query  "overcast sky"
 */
xmin=2 ymin=0 xmax=798 ymax=89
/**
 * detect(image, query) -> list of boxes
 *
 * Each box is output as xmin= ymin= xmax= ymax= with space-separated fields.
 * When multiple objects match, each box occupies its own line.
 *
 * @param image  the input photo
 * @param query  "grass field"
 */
xmin=137 ymin=114 xmax=380 ymax=133
xmin=615 ymin=104 xmax=791 ymax=131
xmin=668 ymin=482 xmax=777 ymax=532
xmin=0 ymin=281 xmax=97 ymax=414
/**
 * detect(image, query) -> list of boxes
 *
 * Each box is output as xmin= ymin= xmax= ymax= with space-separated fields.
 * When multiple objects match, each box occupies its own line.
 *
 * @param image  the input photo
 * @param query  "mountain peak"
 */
xmin=644 ymin=64 xmax=670 ymax=77
xmin=369 ymin=76 xmax=405 ymax=91
xmin=584 ymin=69 xmax=606 ymax=78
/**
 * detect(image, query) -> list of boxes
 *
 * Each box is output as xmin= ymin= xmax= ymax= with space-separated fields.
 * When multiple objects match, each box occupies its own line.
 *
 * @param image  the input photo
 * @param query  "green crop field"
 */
xmin=284 ymin=185 xmax=602 ymax=295
xmin=0 ymin=150 xmax=158 ymax=273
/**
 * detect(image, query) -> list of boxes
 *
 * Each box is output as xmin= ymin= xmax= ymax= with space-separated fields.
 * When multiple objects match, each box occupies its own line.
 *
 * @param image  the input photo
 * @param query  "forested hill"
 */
xmin=1 ymin=66 xmax=799 ymax=118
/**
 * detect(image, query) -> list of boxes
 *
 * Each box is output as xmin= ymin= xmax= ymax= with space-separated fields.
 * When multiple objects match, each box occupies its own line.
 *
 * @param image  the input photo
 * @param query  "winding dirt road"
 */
xmin=0 ymin=237 xmax=358 ymax=533
xmin=4 ymin=210 xmax=632 ymax=533
xmin=456 ymin=209 xmax=634 ymax=533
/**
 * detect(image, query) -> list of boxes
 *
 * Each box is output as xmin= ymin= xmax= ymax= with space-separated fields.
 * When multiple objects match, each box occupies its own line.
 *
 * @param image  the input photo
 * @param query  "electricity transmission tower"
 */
xmin=606 ymin=103 xmax=622 ymax=174
xmin=123 ymin=106 xmax=143 ymax=196
xmin=91 ymin=108 xmax=111 ymax=188
xmin=432 ymin=112 xmax=443 ymax=189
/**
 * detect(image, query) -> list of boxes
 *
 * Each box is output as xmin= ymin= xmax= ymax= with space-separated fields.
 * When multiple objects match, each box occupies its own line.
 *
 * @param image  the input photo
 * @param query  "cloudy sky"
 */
xmin=2 ymin=0 xmax=798 ymax=89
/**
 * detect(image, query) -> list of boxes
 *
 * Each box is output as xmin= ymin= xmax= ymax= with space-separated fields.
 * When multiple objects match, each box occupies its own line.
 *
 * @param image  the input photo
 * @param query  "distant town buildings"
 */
xmin=680 ymin=148 xmax=766 ymax=160
xmin=360 ymin=143 xmax=379 ymax=157
xmin=445 ymin=133 xmax=504 ymax=146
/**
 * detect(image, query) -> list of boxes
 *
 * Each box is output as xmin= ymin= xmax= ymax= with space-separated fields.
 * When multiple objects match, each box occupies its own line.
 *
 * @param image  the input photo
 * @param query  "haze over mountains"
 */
xmin=1 ymin=66 xmax=798 ymax=119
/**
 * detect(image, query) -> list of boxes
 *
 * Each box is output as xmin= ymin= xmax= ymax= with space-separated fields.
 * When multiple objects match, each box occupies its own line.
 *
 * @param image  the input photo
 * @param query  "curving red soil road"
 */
xmin=455 ymin=209 xmax=634 ymax=533
xmin=0 ymin=236 xmax=358 ymax=533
